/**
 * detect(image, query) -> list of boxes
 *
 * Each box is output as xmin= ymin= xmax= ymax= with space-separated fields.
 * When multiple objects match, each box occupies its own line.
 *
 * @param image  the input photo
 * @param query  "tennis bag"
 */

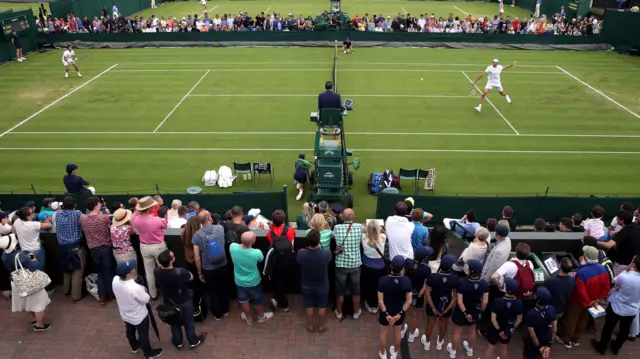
xmin=368 ymin=172 xmax=383 ymax=194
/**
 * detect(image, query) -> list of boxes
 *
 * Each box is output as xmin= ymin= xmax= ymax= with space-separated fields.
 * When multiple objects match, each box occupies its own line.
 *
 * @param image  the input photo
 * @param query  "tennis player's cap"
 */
xmin=492 ymin=58 xmax=499 ymax=63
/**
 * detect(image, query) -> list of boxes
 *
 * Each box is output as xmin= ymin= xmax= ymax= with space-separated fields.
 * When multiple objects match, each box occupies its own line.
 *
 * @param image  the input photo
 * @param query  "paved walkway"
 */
xmin=0 ymin=291 xmax=638 ymax=359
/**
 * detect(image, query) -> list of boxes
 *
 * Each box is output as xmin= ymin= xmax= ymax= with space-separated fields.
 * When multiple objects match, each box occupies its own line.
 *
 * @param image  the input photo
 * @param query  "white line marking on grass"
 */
xmin=265 ymin=6 xmax=271 ymax=13
xmin=0 ymin=64 xmax=118 ymax=139
xmin=461 ymin=71 xmax=519 ymax=135
xmin=453 ymin=6 xmax=469 ymax=15
xmin=153 ymin=70 xmax=210 ymax=133
xmin=556 ymin=66 xmax=640 ymax=120
xmin=401 ymin=6 xmax=408 ymax=14
xmin=120 ymin=61 xmax=559 ymax=68
xmin=199 ymin=5 xmax=219 ymax=18
xmin=8 ymin=132 xmax=640 ymax=139
xmin=1 ymin=147 xmax=639 ymax=155
xmin=111 ymin=69 xmax=563 ymax=74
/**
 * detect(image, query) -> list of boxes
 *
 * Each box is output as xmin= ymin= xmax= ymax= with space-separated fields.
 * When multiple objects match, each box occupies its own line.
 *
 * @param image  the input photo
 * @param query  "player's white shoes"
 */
xmin=506 ymin=95 xmax=511 ymax=103
xmin=78 ymin=73 xmax=82 ymax=78
xmin=17 ymin=58 xmax=23 ymax=62
xmin=65 ymin=72 xmax=69 ymax=78
xmin=474 ymin=105 xmax=482 ymax=112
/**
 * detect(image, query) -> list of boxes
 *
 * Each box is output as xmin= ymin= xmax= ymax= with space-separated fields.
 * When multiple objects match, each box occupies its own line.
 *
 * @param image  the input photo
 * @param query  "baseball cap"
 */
xmin=582 ymin=245 xmax=598 ymax=261
xmin=440 ymin=254 xmax=457 ymax=270
xmin=298 ymin=153 xmax=306 ymax=159
xmin=536 ymin=287 xmax=552 ymax=305
xmin=242 ymin=215 xmax=255 ymax=224
xmin=391 ymin=255 xmax=406 ymax=272
xmin=495 ymin=224 xmax=509 ymax=237
xmin=0 ymin=212 xmax=7 ymax=220
xmin=504 ymin=277 xmax=519 ymax=294
xmin=116 ymin=260 xmax=137 ymax=279
xmin=414 ymin=246 xmax=434 ymax=261
xmin=492 ymin=58 xmax=499 ymax=63
xmin=467 ymin=259 xmax=483 ymax=275
xmin=332 ymin=203 xmax=343 ymax=214
xmin=66 ymin=163 xmax=78 ymax=172
xmin=24 ymin=201 xmax=35 ymax=208
xmin=42 ymin=197 xmax=55 ymax=207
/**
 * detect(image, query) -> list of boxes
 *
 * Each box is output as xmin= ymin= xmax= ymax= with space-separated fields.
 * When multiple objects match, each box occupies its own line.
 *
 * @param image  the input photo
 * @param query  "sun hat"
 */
xmin=0 ymin=233 xmax=18 ymax=253
xmin=136 ymin=196 xmax=157 ymax=211
xmin=113 ymin=208 xmax=133 ymax=226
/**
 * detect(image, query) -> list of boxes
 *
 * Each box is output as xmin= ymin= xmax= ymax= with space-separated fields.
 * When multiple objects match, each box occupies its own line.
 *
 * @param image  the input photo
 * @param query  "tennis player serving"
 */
xmin=62 ymin=45 xmax=82 ymax=79
xmin=472 ymin=59 xmax=516 ymax=112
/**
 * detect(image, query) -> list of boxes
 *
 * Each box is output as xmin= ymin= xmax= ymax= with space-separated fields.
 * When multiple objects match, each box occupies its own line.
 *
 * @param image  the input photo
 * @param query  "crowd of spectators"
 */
xmin=34 ymin=3 xmax=603 ymax=36
xmin=1 ymin=194 xmax=639 ymax=359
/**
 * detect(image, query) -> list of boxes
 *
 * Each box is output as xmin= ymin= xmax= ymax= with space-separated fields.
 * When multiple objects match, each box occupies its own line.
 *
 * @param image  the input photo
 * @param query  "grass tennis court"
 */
xmin=1 ymin=47 xmax=640 ymax=219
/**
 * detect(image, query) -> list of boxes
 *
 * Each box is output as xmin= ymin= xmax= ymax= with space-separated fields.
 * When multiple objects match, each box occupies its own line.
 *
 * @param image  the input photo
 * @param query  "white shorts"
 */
xmin=485 ymin=82 xmax=503 ymax=92
xmin=62 ymin=60 xmax=74 ymax=67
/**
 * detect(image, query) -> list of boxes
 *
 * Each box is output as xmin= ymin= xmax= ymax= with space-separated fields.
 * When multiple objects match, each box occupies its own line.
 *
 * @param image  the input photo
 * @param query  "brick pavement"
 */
xmin=1 ymin=290 xmax=638 ymax=359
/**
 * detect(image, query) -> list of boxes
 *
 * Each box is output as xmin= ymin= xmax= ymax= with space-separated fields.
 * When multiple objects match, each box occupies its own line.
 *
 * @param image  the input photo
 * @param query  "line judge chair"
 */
xmin=233 ymin=162 xmax=253 ymax=187
xmin=398 ymin=168 xmax=418 ymax=193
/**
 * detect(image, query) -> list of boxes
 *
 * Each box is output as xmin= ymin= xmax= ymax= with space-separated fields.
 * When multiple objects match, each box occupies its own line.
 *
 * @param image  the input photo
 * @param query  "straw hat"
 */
xmin=112 ymin=208 xmax=133 ymax=226
xmin=0 ymin=233 xmax=18 ymax=254
xmin=136 ymin=196 xmax=157 ymax=211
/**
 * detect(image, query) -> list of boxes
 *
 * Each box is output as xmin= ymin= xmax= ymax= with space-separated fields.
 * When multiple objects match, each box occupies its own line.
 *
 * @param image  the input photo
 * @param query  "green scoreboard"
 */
xmin=1 ymin=14 xmax=30 ymax=36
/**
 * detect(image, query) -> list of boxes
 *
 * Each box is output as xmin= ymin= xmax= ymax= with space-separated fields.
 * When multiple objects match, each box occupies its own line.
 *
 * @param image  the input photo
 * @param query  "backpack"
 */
xmin=262 ymin=226 xmax=293 ymax=279
xmin=200 ymin=228 xmax=226 ymax=264
xmin=511 ymin=259 xmax=535 ymax=299
xmin=600 ymin=256 xmax=615 ymax=288
xmin=368 ymin=172 xmax=383 ymax=194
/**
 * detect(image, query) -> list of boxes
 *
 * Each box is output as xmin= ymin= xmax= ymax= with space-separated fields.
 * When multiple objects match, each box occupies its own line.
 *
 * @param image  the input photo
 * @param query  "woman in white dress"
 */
xmin=0 ymin=233 xmax=51 ymax=331
xmin=13 ymin=207 xmax=53 ymax=271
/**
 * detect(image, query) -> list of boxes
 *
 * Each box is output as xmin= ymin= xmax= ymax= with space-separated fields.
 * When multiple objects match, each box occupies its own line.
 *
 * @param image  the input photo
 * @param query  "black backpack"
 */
xmin=262 ymin=227 xmax=293 ymax=278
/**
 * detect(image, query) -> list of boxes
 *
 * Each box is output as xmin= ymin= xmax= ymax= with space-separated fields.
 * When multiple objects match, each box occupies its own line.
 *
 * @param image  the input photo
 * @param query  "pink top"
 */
xmin=131 ymin=212 xmax=167 ymax=245
xmin=584 ymin=218 xmax=606 ymax=239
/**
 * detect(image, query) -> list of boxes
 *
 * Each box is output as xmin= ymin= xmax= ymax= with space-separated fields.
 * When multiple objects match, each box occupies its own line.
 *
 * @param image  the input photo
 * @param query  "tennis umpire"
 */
xmin=318 ymin=81 xmax=344 ymax=111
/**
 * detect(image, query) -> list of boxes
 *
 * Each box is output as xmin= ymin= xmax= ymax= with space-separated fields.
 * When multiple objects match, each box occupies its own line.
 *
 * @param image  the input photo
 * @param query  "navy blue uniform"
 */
xmin=452 ymin=278 xmax=489 ymax=326
xmin=63 ymin=174 xmax=90 ymax=194
xmin=523 ymin=305 xmax=557 ymax=359
xmin=405 ymin=259 xmax=431 ymax=308
xmin=486 ymin=296 xmax=523 ymax=344
xmin=425 ymin=272 xmax=459 ymax=318
xmin=318 ymin=90 xmax=343 ymax=110
xmin=377 ymin=274 xmax=412 ymax=326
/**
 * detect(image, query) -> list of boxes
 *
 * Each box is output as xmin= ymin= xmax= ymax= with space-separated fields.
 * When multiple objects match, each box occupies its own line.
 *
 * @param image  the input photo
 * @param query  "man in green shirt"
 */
xmin=229 ymin=231 xmax=274 ymax=325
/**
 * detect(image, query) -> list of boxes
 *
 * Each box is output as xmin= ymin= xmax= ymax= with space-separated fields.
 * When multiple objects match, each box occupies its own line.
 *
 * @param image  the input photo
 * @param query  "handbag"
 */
xmin=157 ymin=298 xmax=183 ymax=326
xmin=373 ymin=244 xmax=390 ymax=274
xmin=11 ymin=252 xmax=51 ymax=297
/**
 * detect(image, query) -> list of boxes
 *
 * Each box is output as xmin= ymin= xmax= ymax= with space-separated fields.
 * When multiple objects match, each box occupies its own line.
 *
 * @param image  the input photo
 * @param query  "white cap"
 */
xmin=492 ymin=58 xmax=499 ymax=63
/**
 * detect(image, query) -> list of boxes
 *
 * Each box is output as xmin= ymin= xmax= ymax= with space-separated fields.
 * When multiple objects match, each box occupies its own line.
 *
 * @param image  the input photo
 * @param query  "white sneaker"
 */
xmin=420 ymin=335 xmax=431 ymax=351
xmin=474 ymin=105 xmax=481 ymax=112
xmin=257 ymin=312 xmax=274 ymax=323
xmin=364 ymin=302 xmax=374 ymax=313
xmin=65 ymin=72 xmax=69 ymax=78
xmin=462 ymin=341 xmax=473 ymax=356
xmin=240 ymin=312 xmax=252 ymax=325
xmin=17 ymin=58 xmax=23 ymax=62
xmin=20 ymin=57 xmax=26 ymax=60
xmin=389 ymin=346 xmax=398 ymax=359
xmin=353 ymin=309 xmax=362 ymax=320
xmin=78 ymin=73 xmax=82 ymax=78
xmin=295 ymin=191 xmax=303 ymax=201
xmin=270 ymin=298 xmax=279 ymax=310
xmin=401 ymin=324 xmax=408 ymax=339
xmin=505 ymin=95 xmax=512 ymax=104
xmin=378 ymin=351 xmax=388 ymax=359
xmin=436 ymin=336 xmax=445 ymax=351
xmin=334 ymin=309 xmax=343 ymax=319
xmin=408 ymin=328 xmax=420 ymax=343
xmin=446 ymin=343 xmax=456 ymax=359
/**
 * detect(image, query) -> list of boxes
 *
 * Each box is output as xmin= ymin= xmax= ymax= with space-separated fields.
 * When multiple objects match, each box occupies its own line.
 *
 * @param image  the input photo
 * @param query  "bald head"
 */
xmin=198 ymin=210 xmax=212 ymax=225
xmin=342 ymin=208 xmax=355 ymax=221
xmin=241 ymin=231 xmax=256 ymax=246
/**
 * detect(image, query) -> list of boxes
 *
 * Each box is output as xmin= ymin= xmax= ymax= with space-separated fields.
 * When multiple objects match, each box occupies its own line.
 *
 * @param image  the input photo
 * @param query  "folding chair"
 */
xmin=233 ymin=162 xmax=253 ymax=186
xmin=253 ymin=162 xmax=274 ymax=187
xmin=417 ymin=169 xmax=430 ymax=193
xmin=398 ymin=168 xmax=418 ymax=193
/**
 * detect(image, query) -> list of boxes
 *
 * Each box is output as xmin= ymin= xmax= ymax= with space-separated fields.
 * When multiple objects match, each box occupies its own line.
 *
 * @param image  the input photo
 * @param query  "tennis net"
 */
xmin=333 ymin=40 xmax=338 ymax=92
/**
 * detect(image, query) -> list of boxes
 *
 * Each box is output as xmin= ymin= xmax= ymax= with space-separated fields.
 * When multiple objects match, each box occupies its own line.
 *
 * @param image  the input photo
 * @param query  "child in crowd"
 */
xmin=484 ymin=278 xmax=523 ymax=359
xmin=583 ymin=205 xmax=608 ymax=241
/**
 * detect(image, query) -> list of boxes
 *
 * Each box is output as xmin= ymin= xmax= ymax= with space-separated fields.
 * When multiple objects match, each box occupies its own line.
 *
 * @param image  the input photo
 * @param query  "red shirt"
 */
xmin=150 ymin=205 xmax=159 ymax=217
xmin=266 ymin=225 xmax=295 ymax=244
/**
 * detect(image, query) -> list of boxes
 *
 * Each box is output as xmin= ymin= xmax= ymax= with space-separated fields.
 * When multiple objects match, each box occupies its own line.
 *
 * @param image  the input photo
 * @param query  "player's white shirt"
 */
xmin=201 ymin=0 xmax=206 ymax=4
xmin=62 ymin=50 xmax=75 ymax=65
xmin=485 ymin=65 xmax=503 ymax=84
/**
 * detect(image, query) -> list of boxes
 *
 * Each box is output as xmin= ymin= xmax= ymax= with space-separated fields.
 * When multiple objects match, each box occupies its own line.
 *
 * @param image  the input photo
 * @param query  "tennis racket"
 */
xmin=468 ymin=86 xmax=478 ymax=96
xmin=75 ymin=56 xmax=83 ymax=62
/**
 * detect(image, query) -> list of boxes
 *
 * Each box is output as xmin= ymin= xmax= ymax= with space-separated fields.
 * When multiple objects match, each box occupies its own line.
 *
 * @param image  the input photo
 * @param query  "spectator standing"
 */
xmin=112 ymin=260 xmax=163 ymax=359
xmin=501 ymin=206 xmax=517 ymax=231
xmin=167 ymin=199 xmax=182 ymax=220
xmin=80 ymin=196 xmax=115 ymax=304
xmin=361 ymin=220 xmax=387 ymax=314
xmin=131 ymin=196 xmax=168 ymax=300
xmin=591 ymin=255 xmax=640 ymax=355
xmin=0 ymin=212 xmax=10 ymax=235
xmin=403 ymin=246 xmax=433 ymax=343
xmin=1 ymin=234 xmax=52 ymax=331
xmin=420 ymin=254 xmax=459 ymax=351
xmin=377 ymin=256 xmax=412 ymax=359
xmin=266 ymin=209 xmax=295 ymax=312
xmin=230 ymin=231 xmax=273 ymax=324
xmin=481 ymin=224 xmax=511 ymax=287
xmin=63 ymin=164 xmax=91 ymax=194
xmin=571 ymin=213 xmax=584 ymax=232
xmin=557 ymin=246 xmax=610 ymax=348
xmin=307 ymin=213 xmax=332 ymax=249
xmin=609 ymin=202 xmax=635 ymax=232
xmin=523 ymin=287 xmax=557 ymax=359
xmin=543 ymin=258 xmax=575 ymax=319
xmin=154 ymin=250 xmax=204 ymax=349
xmin=386 ymin=201 xmax=415 ymax=260
xmin=484 ymin=278 xmax=523 ymax=359
xmin=453 ymin=227 xmax=489 ymax=275
xmin=168 ymin=206 xmax=187 ymax=229
xmin=492 ymin=243 xmax=535 ymax=304
xmin=128 ymin=197 xmax=139 ymax=211
xmin=297 ymin=230 xmax=332 ymax=332
xmin=410 ymin=208 xmax=429 ymax=250
xmin=448 ymin=260 xmax=489 ymax=359
xmin=224 ymin=206 xmax=250 ymax=240
xmin=193 ymin=211 xmax=229 ymax=320
xmin=332 ymin=203 xmax=344 ymax=226
xmin=599 ymin=210 xmax=640 ymax=274
xmin=185 ymin=201 xmax=200 ymax=220
xmin=55 ymin=196 xmax=87 ymax=302
xmin=110 ymin=209 xmax=136 ymax=264
xmin=13 ymin=207 xmax=52 ymax=271
xmin=427 ymin=225 xmax=448 ymax=273
xmin=333 ymin=208 xmax=364 ymax=320
xmin=317 ymin=201 xmax=336 ymax=229
xmin=295 ymin=202 xmax=313 ymax=230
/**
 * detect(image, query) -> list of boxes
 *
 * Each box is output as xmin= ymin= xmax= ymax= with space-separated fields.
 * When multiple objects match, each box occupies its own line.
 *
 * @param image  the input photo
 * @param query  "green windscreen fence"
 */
xmin=602 ymin=9 xmax=640 ymax=52
xmin=0 ymin=9 xmax=37 ymax=63
xmin=50 ymin=0 xmax=149 ymax=19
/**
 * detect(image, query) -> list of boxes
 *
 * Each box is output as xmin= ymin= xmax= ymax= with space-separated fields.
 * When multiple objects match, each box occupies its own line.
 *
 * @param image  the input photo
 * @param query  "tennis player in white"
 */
xmin=471 ymin=58 xmax=516 ymax=112
xmin=62 ymin=45 xmax=82 ymax=79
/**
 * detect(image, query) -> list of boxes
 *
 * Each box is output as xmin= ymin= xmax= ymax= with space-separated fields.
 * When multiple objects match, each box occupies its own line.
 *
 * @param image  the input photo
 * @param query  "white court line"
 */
xmin=199 ymin=5 xmax=219 ymax=18
xmin=453 ymin=6 xmax=469 ymax=15
xmin=119 ymin=62 xmax=559 ymax=68
xmin=0 ymin=64 xmax=118 ymax=139
xmin=0 ymin=147 xmax=638 ymax=155
xmin=111 ymin=69 xmax=563 ymax=74
xmin=557 ymin=66 xmax=640 ymax=120
xmin=461 ymin=71 xmax=519 ymax=135
xmin=153 ymin=70 xmax=210 ymax=133
xmin=7 ymin=132 xmax=640 ymax=139
xmin=264 ymin=6 xmax=271 ymax=13
xmin=401 ymin=6 xmax=408 ymax=14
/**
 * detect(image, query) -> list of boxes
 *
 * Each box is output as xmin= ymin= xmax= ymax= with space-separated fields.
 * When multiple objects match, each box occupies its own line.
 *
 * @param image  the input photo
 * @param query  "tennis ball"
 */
xmin=420 ymin=78 xmax=424 ymax=81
